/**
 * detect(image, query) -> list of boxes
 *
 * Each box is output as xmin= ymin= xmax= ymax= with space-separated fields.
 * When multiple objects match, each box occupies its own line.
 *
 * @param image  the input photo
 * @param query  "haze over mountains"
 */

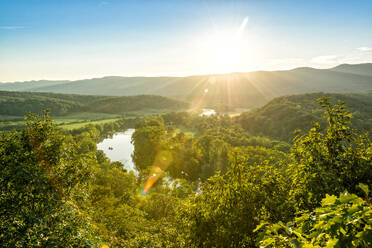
xmin=1 ymin=63 xmax=372 ymax=109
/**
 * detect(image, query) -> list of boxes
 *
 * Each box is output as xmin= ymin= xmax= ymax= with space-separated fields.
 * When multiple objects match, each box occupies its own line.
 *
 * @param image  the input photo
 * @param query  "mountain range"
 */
xmin=1 ymin=63 xmax=372 ymax=109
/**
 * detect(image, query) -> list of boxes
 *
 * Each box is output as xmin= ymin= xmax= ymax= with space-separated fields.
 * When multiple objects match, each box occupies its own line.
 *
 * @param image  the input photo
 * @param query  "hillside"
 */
xmin=237 ymin=91 xmax=372 ymax=141
xmin=331 ymin=63 xmax=372 ymax=77
xmin=1 ymin=63 xmax=372 ymax=109
xmin=0 ymin=91 xmax=188 ymax=116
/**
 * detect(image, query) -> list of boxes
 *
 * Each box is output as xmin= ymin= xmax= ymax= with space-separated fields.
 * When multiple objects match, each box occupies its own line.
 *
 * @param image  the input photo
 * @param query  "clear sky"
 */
xmin=1 ymin=0 xmax=372 ymax=82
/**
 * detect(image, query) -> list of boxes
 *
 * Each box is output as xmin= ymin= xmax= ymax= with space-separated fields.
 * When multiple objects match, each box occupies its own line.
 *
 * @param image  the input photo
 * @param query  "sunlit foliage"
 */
xmin=0 ymin=112 xmax=98 ymax=247
xmin=256 ymin=186 xmax=371 ymax=247
xmin=0 ymin=96 xmax=370 ymax=247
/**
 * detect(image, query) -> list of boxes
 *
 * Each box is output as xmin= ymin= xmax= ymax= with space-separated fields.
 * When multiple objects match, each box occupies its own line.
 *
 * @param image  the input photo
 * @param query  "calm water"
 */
xmin=97 ymin=129 xmax=137 ymax=174
xmin=201 ymin=108 xmax=216 ymax=116
xmin=97 ymin=110 xmax=214 ymax=175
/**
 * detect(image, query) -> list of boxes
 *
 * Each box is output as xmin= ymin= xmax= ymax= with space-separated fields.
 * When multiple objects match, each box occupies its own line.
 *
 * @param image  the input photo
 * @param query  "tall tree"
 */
xmin=0 ymin=112 xmax=97 ymax=247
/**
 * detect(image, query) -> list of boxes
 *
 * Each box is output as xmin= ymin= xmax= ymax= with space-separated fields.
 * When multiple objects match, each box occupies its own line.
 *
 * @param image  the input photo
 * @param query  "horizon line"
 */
xmin=1 ymin=62 xmax=371 ymax=84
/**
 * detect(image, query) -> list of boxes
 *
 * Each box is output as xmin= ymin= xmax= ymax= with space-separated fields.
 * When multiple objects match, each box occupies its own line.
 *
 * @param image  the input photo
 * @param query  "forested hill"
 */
xmin=0 ymin=91 xmax=188 ymax=116
xmin=1 ymin=63 xmax=372 ymax=109
xmin=331 ymin=63 xmax=372 ymax=76
xmin=237 ymin=91 xmax=372 ymax=141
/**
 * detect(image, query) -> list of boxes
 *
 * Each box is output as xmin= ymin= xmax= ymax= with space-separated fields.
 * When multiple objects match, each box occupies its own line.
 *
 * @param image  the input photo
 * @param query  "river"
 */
xmin=200 ymin=108 xmax=216 ymax=116
xmin=97 ymin=109 xmax=215 ymax=175
xmin=97 ymin=129 xmax=137 ymax=174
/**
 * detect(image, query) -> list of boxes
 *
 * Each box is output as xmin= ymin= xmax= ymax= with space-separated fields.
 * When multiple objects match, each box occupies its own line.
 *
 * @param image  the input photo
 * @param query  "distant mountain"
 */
xmin=0 ymin=91 xmax=188 ymax=116
xmin=0 ymin=80 xmax=70 ymax=91
xmin=330 ymin=63 xmax=372 ymax=77
xmin=1 ymin=63 xmax=371 ymax=108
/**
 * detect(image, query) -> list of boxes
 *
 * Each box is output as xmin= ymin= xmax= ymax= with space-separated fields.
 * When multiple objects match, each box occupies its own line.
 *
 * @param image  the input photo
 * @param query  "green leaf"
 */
xmin=322 ymin=194 xmax=337 ymax=206
xmin=339 ymin=193 xmax=358 ymax=203
xmin=358 ymin=183 xmax=369 ymax=197
xmin=326 ymin=238 xmax=338 ymax=247
xmin=253 ymin=222 xmax=267 ymax=233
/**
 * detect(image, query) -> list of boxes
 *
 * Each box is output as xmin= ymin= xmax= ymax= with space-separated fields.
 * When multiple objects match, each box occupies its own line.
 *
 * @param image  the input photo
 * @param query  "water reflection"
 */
xmin=200 ymin=108 xmax=216 ymax=116
xmin=97 ymin=129 xmax=137 ymax=174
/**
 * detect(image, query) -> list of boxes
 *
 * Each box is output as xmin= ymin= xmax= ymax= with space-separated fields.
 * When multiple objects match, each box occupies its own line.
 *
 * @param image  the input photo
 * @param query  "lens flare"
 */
xmin=143 ymin=166 xmax=163 ymax=193
xmin=137 ymin=185 xmax=151 ymax=200
xmin=139 ymin=149 xmax=173 ymax=197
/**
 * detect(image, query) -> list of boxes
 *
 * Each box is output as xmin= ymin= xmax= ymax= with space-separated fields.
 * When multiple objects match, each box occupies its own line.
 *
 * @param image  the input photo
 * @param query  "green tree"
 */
xmin=131 ymin=118 xmax=167 ymax=172
xmin=290 ymin=97 xmax=372 ymax=210
xmin=255 ymin=185 xmax=372 ymax=248
xmin=0 ymin=112 xmax=98 ymax=247
xmin=178 ymin=148 xmax=292 ymax=248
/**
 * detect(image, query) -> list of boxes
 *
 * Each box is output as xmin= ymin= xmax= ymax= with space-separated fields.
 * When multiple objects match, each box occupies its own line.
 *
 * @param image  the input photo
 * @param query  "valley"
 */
xmin=1 ymin=1 xmax=372 ymax=246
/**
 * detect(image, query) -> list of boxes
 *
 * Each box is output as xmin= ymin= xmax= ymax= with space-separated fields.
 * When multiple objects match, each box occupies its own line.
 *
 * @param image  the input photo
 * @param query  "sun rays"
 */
xmin=195 ymin=16 xmax=251 ymax=75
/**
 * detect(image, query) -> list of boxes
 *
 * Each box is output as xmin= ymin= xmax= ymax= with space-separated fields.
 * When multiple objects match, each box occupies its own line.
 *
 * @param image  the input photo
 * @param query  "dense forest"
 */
xmin=0 ymin=96 xmax=371 ymax=247
xmin=237 ymin=92 xmax=372 ymax=141
xmin=0 ymin=91 xmax=188 ymax=116
xmin=1 ymin=90 xmax=372 ymax=137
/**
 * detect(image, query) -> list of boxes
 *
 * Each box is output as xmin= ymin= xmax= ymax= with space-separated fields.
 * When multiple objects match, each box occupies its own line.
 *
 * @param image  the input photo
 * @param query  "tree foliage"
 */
xmin=0 ymin=96 xmax=370 ymax=247
xmin=0 ymin=112 xmax=98 ymax=247
xmin=290 ymin=97 xmax=371 ymax=210
xmin=238 ymin=92 xmax=372 ymax=142
xmin=256 ymin=185 xmax=371 ymax=247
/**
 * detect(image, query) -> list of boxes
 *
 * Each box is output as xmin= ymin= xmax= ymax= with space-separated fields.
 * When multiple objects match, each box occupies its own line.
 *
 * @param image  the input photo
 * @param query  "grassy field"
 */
xmin=0 ymin=108 xmax=184 ymax=131
xmin=0 ymin=115 xmax=24 ymax=121
xmin=59 ymin=118 xmax=121 ymax=130
xmin=53 ymin=112 xmax=121 ymax=129
xmin=0 ymin=112 xmax=119 ymax=131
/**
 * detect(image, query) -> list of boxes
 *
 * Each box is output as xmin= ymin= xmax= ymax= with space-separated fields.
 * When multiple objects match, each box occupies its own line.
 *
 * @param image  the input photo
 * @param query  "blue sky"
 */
xmin=1 ymin=0 xmax=372 ymax=81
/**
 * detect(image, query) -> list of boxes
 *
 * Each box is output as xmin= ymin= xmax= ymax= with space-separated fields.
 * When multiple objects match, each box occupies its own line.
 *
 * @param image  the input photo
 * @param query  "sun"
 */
xmin=196 ymin=17 xmax=249 ymax=74
xmin=210 ymin=35 xmax=241 ymax=73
